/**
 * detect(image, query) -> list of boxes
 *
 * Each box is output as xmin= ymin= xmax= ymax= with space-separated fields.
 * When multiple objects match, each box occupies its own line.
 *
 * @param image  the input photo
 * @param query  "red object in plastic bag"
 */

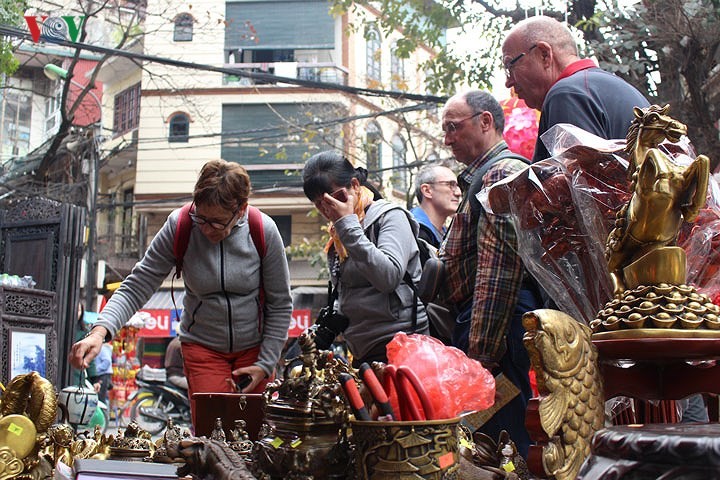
xmin=386 ymin=332 xmax=495 ymax=419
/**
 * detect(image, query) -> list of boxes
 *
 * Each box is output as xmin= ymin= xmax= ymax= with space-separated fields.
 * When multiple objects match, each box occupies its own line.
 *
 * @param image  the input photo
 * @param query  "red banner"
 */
xmin=289 ymin=309 xmax=312 ymax=337
xmin=136 ymin=309 xmax=312 ymax=338
xmin=137 ymin=309 xmax=174 ymax=337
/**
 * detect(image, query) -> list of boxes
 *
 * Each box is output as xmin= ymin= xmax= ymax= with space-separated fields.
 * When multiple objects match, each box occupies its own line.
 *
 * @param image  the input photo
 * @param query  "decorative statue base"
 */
xmin=251 ymin=332 xmax=353 ymax=479
xmin=591 ymin=281 xmax=720 ymax=336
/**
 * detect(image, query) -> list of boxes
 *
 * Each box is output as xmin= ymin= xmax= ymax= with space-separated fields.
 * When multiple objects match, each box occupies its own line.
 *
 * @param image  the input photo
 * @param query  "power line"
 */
xmin=125 ymin=102 xmax=439 ymax=150
xmin=2 ymin=25 xmax=449 ymax=104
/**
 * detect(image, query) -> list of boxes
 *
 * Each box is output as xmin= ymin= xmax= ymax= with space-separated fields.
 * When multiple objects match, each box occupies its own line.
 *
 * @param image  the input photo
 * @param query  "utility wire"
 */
xmin=126 ymin=102 xmax=438 ymax=149
xmin=1 ymin=25 xmax=449 ymax=104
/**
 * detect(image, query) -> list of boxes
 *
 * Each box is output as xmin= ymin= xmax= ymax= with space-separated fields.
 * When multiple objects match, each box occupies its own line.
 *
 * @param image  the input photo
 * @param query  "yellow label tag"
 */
xmin=459 ymin=438 xmax=473 ymax=449
xmin=503 ymin=461 xmax=516 ymax=472
xmin=270 ymin=437 xmax=283 ymax=448
xmin=8 ymin=423 xmax=23 ymax=436
xmin=290 ymin=438 xmax=302 ymax=448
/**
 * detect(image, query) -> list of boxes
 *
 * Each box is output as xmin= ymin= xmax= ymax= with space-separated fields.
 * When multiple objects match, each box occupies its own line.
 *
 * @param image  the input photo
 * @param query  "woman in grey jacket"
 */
xmin=302 ymin=151 xmax=428 ymax=366
xmin=70 ymin=160 xmax=292 ymax=427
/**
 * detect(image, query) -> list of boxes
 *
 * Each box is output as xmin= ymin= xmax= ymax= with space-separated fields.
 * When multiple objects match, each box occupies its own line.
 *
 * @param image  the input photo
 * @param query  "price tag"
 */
xmin=8 ymin=423 xmax=23 ymax=436
xmin=270 ymin=437 xmax=283 ymax=448
xmin=290 ymin=438 xmax=302 ymax=448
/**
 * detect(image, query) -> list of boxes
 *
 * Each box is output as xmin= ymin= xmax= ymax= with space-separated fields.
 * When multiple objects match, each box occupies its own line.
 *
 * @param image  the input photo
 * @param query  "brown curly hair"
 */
xmin=193 ymin=160 xmax=251 ymax=211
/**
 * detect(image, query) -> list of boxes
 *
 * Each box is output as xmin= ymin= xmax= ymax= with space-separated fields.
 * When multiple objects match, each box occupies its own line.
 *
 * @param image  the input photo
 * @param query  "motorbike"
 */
xmin=129 ymin=375 xmax=191 ymax=435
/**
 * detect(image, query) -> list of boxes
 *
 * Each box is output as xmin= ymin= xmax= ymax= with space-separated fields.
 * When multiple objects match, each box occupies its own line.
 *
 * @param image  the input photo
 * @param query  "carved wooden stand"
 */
xmin=526 ymin=334 xmax=720 ymax=479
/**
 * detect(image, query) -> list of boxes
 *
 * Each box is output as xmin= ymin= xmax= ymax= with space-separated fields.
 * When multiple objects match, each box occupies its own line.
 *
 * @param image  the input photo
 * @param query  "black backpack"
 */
xmin=366 ymin=208 xmax=451 ymax=342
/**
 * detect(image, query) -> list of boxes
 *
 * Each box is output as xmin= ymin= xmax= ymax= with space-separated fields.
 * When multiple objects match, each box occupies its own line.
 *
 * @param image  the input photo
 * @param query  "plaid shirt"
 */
xmin=440 ymin=141 xmax=527 ymax=363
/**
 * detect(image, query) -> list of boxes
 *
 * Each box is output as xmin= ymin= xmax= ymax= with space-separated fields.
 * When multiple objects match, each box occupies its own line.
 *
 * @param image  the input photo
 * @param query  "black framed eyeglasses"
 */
xmin=189 ymin=204 xmax=241 ymax=230
xmin=428 ymin=180 xmax=459 ymax=190
xmin=442 ymin=111 xmax=483 ymax=135
xmin=504 ymin=44 xmax=537 ymax=78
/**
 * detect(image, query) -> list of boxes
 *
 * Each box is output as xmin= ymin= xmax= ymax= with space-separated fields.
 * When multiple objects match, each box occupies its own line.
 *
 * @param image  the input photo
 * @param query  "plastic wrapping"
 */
xmin=0 ymin=273 xmax=36 ymax=288
xmin=678 ymin=175 xmax=720 ymax=303
xmin=386 ymin=332 xmax=495 ymax=419
xmin=480 ymin=123 xmax=720 ymax=324
xmin=480 ymin=124 xmax=631 ymax=323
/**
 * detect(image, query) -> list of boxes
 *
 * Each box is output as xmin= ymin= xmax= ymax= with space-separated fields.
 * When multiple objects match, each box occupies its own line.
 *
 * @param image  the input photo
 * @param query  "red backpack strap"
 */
xmin=247 ymin=205 xmax=265 ymax=258
xmin=173 ymin=202 xmax=194 ymax=279
xmin=247 ymin=205 xmax=266 ymax=332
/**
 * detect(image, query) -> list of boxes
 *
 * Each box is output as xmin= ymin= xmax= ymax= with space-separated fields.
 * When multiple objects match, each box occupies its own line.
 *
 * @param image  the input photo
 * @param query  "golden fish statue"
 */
xmin=522 ymin=309 xmax=604 ymax=480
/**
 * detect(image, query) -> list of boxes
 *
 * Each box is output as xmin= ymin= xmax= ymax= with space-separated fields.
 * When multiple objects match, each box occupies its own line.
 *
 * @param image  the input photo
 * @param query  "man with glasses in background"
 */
xmin=410 ymin=164 xmax=461 ymax=249
xmin=502 ymin=15 xmax=649 ymax=162
xmin=439 ymin=90 xmax=540 ymax=458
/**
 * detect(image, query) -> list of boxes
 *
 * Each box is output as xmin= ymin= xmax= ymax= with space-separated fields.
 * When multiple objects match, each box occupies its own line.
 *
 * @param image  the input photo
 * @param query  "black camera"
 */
xmin=309 ymin=306 xmax=349 ymax=350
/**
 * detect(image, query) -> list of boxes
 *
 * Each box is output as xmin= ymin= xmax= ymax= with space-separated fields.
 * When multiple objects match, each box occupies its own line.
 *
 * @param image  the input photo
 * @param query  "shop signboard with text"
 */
xmin=137 ymin=309 xmax=180 ymax=337
xmin=136 ymin=309 xmax=312 ymax=337
xmin=289 ymin=309 xmax=311 ymax=337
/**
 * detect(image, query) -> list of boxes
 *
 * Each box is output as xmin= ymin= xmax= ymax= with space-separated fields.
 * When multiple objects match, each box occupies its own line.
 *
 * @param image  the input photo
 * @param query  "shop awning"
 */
xmin=141 ymin=290 xmax=184 ymax=309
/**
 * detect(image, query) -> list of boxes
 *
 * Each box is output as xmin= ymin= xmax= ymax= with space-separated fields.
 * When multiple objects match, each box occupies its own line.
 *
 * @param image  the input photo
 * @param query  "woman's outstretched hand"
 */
xmin=69 ymin=326 xmax=107 ymax=370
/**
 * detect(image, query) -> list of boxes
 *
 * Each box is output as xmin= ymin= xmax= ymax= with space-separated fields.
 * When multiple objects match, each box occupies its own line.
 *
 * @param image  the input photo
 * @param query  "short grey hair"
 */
xmin=415 ymin=164 xmax=443 ymax=204
xmin=464 ymin=90 xmax=505 ymax=135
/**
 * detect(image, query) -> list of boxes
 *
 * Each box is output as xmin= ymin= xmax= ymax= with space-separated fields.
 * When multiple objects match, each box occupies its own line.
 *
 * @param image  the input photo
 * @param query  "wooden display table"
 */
xmin=577 ymin=423 xmax=720 ymax=479
xmin=593 ymin=333 xmax=720 ymax=400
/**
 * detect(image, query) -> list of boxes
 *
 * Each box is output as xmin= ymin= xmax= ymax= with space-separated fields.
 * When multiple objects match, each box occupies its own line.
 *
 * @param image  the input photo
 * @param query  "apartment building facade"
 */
xmin=6 ymin=0 xmax=444 ymax=320
xmin=94 ymin=0 xmax=443 ymax=291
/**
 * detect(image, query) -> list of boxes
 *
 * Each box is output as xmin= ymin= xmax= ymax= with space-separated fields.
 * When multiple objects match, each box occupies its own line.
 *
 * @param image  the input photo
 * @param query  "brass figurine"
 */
xmin=497 ymin=431 xmax=529 ymax=480
xmin=605 ymin=104 xmax=710 ymax=295
xmin=228 ymin=420 xmax=253 ymax=457
xmin=210 ymin=418 xmax=227 ymax=443
xmin=594 ymin=104 xmax=716 ymax=335
xmin=152 ymin=418 xmax=189 ymax=463
xmin=523 ymin=309 xmax=604 ymax=480
xmin=252 ymin=330 xmax=353 ymax=479
xmin=1 ymin=372 xmax=57 ymax=435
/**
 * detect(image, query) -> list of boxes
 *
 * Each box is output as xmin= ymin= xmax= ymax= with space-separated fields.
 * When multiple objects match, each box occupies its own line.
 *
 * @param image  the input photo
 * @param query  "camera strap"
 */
xmin=326 ymin=280 xmax=338 ymax=311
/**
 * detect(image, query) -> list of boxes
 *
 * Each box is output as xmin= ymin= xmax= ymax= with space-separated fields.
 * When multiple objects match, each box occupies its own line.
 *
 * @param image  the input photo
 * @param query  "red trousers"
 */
xmin=181 ymin=342 xmax=270 ymax=429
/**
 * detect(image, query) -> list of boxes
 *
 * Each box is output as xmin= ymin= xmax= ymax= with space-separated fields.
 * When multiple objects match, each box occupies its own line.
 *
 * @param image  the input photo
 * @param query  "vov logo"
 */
xmin=24 ymin=15 xmax=86 ymax=43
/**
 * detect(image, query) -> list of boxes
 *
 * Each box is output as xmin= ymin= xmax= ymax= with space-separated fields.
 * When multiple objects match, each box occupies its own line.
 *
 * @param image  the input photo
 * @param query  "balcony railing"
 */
xmin=223 ymin=62 xmax=349 ymax=86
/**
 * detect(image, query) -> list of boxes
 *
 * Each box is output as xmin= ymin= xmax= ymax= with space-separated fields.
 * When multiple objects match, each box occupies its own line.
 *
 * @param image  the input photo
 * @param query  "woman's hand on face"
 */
xmin=320 ymin=188 xmax=355 ymax=222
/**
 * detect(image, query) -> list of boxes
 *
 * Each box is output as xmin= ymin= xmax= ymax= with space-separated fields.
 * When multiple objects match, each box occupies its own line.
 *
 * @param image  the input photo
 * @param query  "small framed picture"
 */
xmin=9 ymin=329 xmax=47 ymax=378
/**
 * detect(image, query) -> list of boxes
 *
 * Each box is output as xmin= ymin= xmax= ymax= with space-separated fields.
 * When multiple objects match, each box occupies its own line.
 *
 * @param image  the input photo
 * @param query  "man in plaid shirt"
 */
xmin=439 ymin=90 xmax=543 ymax=458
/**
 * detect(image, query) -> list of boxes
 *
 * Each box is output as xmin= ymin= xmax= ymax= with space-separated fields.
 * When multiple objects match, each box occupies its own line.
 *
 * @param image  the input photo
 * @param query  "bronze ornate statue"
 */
xmin=605 ymin=104 xmax=710 ymax=295
xmin=177 ymin=438 xmax=256 ymax=480
xmin=522 ymin=309 xmax=604 ymax=480
xmin=252 ymin=330 xmax=353 ymax=479
xmin=594 ymin=104 xmax=718 ymax=334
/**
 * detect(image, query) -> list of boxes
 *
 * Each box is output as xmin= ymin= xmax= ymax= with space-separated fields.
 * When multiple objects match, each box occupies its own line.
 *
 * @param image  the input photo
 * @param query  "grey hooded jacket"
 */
xmin=95 ymin=207 xmax=292 ymax=375
xmin=331 ymin=200 xmax=429 ymax=360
